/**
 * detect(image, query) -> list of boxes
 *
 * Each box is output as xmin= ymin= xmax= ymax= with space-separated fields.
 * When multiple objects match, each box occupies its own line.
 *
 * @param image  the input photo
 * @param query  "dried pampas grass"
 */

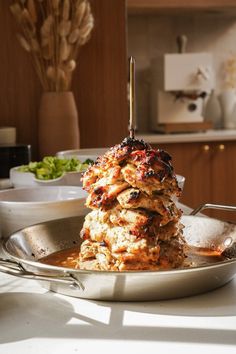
xmin=10 ymin=0 xmax=94 ymax=92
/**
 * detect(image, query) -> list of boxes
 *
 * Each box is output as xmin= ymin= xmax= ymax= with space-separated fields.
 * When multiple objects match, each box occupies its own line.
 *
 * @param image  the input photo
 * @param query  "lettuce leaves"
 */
xmin=18 ymin=156 xmax=94 ymax=180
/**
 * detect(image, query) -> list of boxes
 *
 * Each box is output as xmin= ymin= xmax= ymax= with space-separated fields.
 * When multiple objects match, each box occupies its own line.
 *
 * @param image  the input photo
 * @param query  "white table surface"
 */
xmin=0 ymin=203 xmax=236 ymax=354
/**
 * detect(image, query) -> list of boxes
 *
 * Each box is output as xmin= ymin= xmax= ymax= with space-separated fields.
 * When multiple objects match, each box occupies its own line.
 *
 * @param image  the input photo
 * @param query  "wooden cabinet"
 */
xmin=153 ymin=141 xmax=236 ymax=222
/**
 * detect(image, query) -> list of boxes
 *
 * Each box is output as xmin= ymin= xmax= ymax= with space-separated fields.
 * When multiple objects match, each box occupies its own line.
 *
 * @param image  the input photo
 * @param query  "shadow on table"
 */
xmin=0 ymin=278 xmax=236 ymax=346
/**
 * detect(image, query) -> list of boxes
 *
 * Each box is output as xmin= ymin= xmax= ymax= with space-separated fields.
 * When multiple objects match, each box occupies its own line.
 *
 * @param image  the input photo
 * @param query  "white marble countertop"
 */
xmin=0 ymin=202 xmax=235 ymax=354
xmin=137 ymin=129 xmax=236 ymax=144
xmin=0 ymin=272 xmax=236 ymax=354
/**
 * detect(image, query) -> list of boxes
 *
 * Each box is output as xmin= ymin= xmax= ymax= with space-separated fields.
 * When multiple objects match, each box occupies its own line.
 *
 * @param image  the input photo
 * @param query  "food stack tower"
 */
xmin=78 ymin=137 xmax=185 ymax=271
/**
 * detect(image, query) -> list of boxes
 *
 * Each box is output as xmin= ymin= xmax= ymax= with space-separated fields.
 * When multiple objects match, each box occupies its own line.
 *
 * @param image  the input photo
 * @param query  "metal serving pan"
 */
xmin=0 ymin=203 xmax=236 ymax=301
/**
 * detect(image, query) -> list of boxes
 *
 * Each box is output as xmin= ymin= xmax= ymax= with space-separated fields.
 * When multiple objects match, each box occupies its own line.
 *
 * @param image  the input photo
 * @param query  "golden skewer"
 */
xmin=129 ymin=56 xmax=135 ymax=139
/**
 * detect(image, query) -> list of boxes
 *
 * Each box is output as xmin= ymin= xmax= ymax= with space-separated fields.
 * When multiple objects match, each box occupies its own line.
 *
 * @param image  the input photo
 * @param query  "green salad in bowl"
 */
xmin=10 ymin=156 xmax=95 ymax=188
xmin=18 ymin=156 xmax=94 ymax=180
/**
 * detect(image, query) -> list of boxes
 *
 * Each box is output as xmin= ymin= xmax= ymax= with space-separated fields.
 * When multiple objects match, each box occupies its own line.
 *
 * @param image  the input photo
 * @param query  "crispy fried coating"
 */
xmin=82 ymin=137 xmax=181 ymax=209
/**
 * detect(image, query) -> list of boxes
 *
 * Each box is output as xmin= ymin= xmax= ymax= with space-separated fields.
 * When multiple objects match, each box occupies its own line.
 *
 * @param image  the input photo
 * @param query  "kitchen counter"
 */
xmin=0 ymin=272 xmax=236 ymax=354
xmin=137 ymin=129 xmax=236 ymax=144
xmin=0 ymin=203 xmax=235 ymax=354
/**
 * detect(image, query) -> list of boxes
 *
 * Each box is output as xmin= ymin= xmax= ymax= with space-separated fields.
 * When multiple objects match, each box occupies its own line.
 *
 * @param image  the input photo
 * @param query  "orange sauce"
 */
xmin=183 ymin=245 xmax=225 ymax=267
xmin=40 ymin=246 xmax=81 ymax=269
xmin=39 ymin=244 xmax=227 ymax=270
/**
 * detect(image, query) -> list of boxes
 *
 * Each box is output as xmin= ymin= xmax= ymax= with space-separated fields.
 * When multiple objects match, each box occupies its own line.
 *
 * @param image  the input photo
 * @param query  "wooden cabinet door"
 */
xmin=153 ymin=142 xmax=212 ymax=209
xmin=156 ymin=140 xmax=236 ymax=222
xmin=210 ymin=141 xmax=236 ymax=222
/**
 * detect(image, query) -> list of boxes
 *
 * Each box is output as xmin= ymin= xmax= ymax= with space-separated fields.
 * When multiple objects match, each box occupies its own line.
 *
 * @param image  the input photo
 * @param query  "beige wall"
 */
xmin=128 ymin=13 xmax=236 ymax=132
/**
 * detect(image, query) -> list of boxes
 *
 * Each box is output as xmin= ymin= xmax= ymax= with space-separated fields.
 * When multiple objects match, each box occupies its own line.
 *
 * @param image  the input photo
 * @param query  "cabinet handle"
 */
xmin=218 ymin=144 xmax=225 ymax=151
xmin=202 ymin=144 xmax=210 ymax=152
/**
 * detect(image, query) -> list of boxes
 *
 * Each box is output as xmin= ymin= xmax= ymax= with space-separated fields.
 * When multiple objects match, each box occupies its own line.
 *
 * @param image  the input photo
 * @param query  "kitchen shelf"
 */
xmin=127 ymin=0 xmax=236 ymax=14
xmin=137 ymin=129 xmax=236 ymax=144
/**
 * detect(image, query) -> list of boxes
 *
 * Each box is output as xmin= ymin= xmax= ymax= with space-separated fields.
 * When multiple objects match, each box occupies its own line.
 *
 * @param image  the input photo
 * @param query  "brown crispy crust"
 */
xmin=82 ymin=137 xmax=181 ymax=209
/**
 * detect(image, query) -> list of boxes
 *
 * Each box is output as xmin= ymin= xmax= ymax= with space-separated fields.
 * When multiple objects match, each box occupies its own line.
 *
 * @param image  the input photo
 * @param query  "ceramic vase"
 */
xmin=218 ymin=90 xmax=236 ymax=129
xmin=204 ymin=91 xmax=222 ymax=129
xmin=38 ymin=91 xmax=80 ymax=158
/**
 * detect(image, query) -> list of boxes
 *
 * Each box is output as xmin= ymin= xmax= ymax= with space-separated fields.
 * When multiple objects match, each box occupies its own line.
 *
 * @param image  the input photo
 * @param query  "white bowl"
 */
xmin=9 ymin=152 xmax=101 ymax=188
xmin=0 ymin=186 xmax=88 ymax=238
xmin=10 ymin=167 xmax=84 ymax=188
xmin=56 ymin=147 xmax=108 ymax=160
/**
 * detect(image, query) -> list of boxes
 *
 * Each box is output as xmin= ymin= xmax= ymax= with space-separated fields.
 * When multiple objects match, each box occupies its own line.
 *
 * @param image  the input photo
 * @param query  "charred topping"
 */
xmin=82 ymin=137 xmax=179 ymax=203
xmin=80 ymin=228 xmax=90 ymax=240
xmin=91 ymin=138 xmax=150 ymax=166
xmin=100 ymin=241 xmax=107 ymax=247
xmin=119 ymin=137 xmax=151 ymax=151
xmin=156 ymin=169 xmax=167 ymax=181
xmin=146 ymin=210 xmax=159 ymax=220
xmin=110 ymin=138 xmax=152 ymax=162
xmin=152 ymin=190 xmax=164 ymax=196
xmin=130 ymin=148 xmax=172 ymax=165
xmin=129 ymin=190 xmax=141 ymax=200
xmin=84 ymin=138 xmax=174 ymax=181
xmin=94 ymin=186 xmax=105 ymax=195
xmin=222 ymin=242 xmax=236 ymax=259
xmin=144 ymin=170 xmax=155 ymax=178
xmin=157 ymin=149 xmax=172 ymax=164
xmin=143 ymin=169 xmax=167 ymax=181
xmin=131 ymin=150 xmax=173 ymax=179
xmin=89 ymin=190 xmax=117 ymax=210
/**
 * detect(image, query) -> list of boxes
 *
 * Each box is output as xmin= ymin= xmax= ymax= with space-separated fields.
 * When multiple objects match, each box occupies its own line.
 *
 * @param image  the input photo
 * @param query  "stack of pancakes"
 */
xmin=78 ymin=138 xmax=185 ymax=271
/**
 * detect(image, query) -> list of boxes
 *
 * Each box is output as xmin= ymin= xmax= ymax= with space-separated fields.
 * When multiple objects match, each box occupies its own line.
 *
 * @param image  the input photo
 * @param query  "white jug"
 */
xmin=204 ymin=91 xmax=222 ymax=129
xmin=219 ymin=90 xmax=236 ymax=129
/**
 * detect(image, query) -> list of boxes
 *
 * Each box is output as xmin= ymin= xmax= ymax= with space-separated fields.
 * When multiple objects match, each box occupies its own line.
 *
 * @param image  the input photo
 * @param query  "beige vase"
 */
xmin=38 ymin=91 xmax=80 ymax=158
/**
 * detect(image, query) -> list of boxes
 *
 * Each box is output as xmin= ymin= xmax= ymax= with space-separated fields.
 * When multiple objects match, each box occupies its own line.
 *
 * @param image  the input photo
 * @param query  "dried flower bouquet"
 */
xmin=223 ymin=54 xmax=236 ymax=91
xmin=10 ymin=0 xmax=94 ymax=92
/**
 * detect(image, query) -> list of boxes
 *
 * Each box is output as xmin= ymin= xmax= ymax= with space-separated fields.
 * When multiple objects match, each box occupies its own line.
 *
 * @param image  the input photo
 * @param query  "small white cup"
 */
xmin=0 ymin=127 xmax=16 ymax=145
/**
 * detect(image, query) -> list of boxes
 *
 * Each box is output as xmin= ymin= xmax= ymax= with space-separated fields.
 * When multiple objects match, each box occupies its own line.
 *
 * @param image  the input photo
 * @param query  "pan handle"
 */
xmin=0 ymin=258 xmax=85 ymax=290
xmin=190 ymin=203 xmax=236 ymax=216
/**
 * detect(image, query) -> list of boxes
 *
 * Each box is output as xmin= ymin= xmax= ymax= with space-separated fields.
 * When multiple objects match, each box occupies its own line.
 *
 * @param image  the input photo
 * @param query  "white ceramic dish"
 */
xmin=0 ymin=186 xmax=88 ymax=238
xmin=56 ymin=148 xmax=108 ymax=160
xmin=10 ymin=152 xmax=99 ymax=188
xmin=10 ymin=167 xmax=84 ymax=188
